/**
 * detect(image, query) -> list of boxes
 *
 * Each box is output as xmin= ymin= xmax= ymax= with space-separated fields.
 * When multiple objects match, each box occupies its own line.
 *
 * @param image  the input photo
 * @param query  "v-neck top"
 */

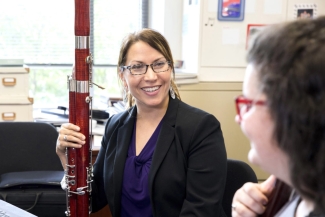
xmin=120 ymin=119 xmax=163 ymax=217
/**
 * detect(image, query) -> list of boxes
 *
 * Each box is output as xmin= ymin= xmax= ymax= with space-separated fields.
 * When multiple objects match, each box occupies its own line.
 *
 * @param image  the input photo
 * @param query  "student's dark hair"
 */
xmin=117 ymin=28 xmax=180 ymax=108
xmin=247 ymin=16 xmax=325 ymax=213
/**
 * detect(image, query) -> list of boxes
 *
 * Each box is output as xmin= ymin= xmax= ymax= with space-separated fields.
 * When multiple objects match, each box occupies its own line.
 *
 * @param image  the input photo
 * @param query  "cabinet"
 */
xmin=0 ymin=66 xmax=33 ymax=122
xmin=178 ymin=82 xmax=269 ymax=181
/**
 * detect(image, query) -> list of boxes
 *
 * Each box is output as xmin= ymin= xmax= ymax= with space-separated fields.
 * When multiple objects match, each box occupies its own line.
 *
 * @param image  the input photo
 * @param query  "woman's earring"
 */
xmin=123 ymin=87 xmax=128 ymax=103
xmin=169 ymin=86 xmax=175 ymax=99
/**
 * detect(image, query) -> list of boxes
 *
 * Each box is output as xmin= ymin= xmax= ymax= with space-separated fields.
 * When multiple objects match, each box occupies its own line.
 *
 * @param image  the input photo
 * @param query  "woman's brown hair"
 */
xmin=247 ymin=16 xmax=325 ymax=214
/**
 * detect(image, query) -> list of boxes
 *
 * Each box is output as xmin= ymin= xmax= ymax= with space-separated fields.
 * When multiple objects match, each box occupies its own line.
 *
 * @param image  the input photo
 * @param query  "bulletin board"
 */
xmin=180 ymin=0 xmax=325 ymax=82
xmin=200 ymin=0 xmax=288 ymax=68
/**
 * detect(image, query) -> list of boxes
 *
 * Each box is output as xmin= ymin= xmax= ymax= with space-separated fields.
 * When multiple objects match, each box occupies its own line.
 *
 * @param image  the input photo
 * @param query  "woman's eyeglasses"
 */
xmin=120 ymin=60 xmax=171 ymax=75
xmin=235 ymin=95 xmax=266 ymax=120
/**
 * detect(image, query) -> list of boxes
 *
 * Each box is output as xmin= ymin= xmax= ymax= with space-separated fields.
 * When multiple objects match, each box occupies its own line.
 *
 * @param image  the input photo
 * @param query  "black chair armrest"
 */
xmin=0 ymin=171 xmax=64 ymax=188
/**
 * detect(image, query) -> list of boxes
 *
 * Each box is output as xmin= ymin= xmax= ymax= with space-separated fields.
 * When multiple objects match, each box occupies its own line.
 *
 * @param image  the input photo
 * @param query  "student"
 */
xmin=231 ymin=17 xmax=325 ymax=217
xmin=56 ymin=28 xmax=227 ymax=217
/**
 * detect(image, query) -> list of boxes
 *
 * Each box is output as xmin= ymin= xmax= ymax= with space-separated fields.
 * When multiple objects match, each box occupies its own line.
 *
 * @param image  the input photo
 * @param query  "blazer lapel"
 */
xmin=149 ymin=97 xmax=179 ymax=193
xmin=113 ymin=107 xmax=137 ymax=216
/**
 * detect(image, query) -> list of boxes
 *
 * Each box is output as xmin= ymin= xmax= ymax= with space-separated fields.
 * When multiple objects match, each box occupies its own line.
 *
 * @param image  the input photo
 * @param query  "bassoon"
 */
xmin=65 ymin=0 xmax=93 ymax=216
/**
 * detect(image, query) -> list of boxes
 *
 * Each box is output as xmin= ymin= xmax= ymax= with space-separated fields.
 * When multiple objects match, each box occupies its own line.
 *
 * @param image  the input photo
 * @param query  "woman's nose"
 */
xmin=144 ymin=66 xmax=157 ymax=80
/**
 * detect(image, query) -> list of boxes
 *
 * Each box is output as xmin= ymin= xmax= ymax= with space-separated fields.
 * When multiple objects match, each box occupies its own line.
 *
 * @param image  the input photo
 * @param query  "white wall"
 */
xmin=149 ymin=0 xmax=183 ymax=61
xmin=150 ymin=0 xmax=325 ymax=82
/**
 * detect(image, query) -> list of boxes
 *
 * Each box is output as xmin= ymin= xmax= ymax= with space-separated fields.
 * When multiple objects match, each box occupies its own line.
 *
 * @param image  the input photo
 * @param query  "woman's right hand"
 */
xmin=231 ymin=175 xmax=277 ymax=217
xmin=56 ymin=123 xmax=86 ymax=156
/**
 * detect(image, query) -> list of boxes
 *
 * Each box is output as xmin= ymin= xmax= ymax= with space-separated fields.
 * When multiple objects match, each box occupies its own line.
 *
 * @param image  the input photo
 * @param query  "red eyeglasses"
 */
xmin=235 ymin=95 xmax=266 ymax=120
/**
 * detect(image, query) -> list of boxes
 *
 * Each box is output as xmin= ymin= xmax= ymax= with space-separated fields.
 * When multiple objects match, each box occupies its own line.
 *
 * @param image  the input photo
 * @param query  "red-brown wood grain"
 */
xmin=75 ymin=92 xmax=90 ymax=217
xmin=67 ymin=0 xmax=92 ymax=216
xmin=75 ymin=0 xmax=90 ymax=36
xmin=68 ymin=81 xmax=78 ymax=217
xmin=75 ymin=49 xmax=89 ymax=81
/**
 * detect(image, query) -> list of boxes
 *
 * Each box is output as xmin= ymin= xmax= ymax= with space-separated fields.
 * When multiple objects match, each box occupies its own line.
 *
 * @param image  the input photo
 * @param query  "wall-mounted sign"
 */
xmin=293 ymin=3 xmax=317 ymax=19
xmin=246 ymin=24 xmax=267 ymax=49
xmin=217 ymin=0 xmax=245 ymax=21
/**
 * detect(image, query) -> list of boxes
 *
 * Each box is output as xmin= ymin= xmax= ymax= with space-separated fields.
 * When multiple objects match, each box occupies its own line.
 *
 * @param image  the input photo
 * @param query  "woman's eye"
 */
xmin=153 ymin=62 xmax=165 ymax=68
xmin=131 ymin=64 xmax=145 ymax=70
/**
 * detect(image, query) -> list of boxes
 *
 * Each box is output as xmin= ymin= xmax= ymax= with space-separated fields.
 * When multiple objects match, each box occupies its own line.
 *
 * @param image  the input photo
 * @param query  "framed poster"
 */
xmin=246 ymin=24 xmax=267 ymax=49
xmin=218 ymin=0 xmax=245 ymax=21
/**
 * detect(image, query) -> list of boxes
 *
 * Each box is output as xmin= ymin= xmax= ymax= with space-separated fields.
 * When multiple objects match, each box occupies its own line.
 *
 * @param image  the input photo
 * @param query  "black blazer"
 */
xmin=91 ymin=97 xmax=227 ymax=217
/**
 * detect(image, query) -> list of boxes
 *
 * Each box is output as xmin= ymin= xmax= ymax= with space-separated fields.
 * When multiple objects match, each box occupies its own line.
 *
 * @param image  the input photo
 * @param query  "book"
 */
xmin=0 ymin=200 xmax=37 ymax=217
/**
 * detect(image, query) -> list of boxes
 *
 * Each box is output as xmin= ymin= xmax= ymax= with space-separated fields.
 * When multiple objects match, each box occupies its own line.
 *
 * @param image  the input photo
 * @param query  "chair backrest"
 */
xmin=0 ymin=122 xmax=62 ymax=175
xmin=222 ymin=159 xmax=258 ymax=217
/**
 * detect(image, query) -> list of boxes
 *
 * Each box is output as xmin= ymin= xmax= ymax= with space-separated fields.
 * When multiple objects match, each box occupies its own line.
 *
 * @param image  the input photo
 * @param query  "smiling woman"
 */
xmin=56 ymin=28 xmax=228 ymax=217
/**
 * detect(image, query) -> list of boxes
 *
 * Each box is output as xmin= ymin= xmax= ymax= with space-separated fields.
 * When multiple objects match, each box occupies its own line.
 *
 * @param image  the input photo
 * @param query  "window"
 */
xmin=0 ymin=0 xmax=148 ymax=108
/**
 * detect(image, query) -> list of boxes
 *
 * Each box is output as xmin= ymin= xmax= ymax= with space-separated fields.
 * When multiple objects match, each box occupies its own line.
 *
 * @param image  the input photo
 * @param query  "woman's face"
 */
xmin=120 ymin=41 xmax=172 ymax=111
xmin=237 ymin=63 xmax=291 ymax=184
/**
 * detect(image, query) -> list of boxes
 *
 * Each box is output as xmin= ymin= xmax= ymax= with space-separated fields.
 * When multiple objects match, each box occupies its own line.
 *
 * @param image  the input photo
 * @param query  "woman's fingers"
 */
xmin=58 ymin=123 xmax=85 ymax=145
xmin=56 ymin=123 xmax=86 ymax=155
xmin=60 ymin=133 xmax=85 ymax=145
xmin=259 ymin=175 xmax=277 ymax=196
xmin=232 ymin=182 xmax=269 ymax=217
xmin=241 ymin=183 xmax=267 ymax=212
xmin=61 ymin=123 xmax=80 ymax=131
xmin=232 ymin=200 xmax=261 ymax=217
xmin=59 ymin=134 xmax=83 ymax=148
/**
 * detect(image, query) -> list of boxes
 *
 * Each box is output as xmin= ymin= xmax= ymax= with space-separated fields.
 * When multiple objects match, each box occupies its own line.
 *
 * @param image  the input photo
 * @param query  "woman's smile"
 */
xmin=141 ymin=85 xmax=161 ymax=93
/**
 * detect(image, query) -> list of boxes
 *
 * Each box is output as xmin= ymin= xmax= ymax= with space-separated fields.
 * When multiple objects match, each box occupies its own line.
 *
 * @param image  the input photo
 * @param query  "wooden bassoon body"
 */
xmin=65 ymin=0 xmax=93 ymax=216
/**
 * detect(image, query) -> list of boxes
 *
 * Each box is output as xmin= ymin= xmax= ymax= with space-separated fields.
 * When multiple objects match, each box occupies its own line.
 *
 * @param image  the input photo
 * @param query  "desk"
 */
xmin=91 ymin=135 xmax=102 ymax=164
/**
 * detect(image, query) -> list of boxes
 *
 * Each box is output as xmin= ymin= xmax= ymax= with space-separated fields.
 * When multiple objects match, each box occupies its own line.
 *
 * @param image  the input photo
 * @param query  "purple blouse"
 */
xmin=120 ymin=120 xmax=163 ymax=217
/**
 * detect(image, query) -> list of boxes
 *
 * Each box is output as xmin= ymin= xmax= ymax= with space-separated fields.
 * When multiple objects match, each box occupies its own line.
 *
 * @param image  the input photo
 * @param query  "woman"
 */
xmin=56 ymin=28 xmax=227 ymax=217
xmin=231 ymin=17 xmax=325 ymax=216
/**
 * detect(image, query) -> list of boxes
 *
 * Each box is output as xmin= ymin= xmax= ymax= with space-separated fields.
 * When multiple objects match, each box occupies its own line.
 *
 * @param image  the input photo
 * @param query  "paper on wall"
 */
xmin=264 ymin=0 xmax=282 ymax=14
xmin=222 ymin=27 xmax=240 ymax=45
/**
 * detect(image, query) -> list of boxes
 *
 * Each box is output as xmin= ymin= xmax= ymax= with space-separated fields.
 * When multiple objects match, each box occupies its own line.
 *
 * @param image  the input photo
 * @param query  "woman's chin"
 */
xmin=247 ymin=149 xmax=257 ymax=165
xmin=248 ymin=149 xmax=264 ymax=169
xmin=248 ymin=150 xmax=274 ymax=176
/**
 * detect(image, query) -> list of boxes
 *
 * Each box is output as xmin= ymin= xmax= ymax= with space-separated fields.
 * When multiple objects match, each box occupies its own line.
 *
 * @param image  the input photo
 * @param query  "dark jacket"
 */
xmin=91 ymin=97 xmax=227 ymax=217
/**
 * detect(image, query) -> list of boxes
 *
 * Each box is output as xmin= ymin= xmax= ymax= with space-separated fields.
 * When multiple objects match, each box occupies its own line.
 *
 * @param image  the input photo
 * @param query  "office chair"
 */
xmin=222 ymin=159 xmax=258 ymax=217
xmin=0 ymin=122 xmax=66 ymax=217
xmin=0 ymin=122 xmax=62 ymax=174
